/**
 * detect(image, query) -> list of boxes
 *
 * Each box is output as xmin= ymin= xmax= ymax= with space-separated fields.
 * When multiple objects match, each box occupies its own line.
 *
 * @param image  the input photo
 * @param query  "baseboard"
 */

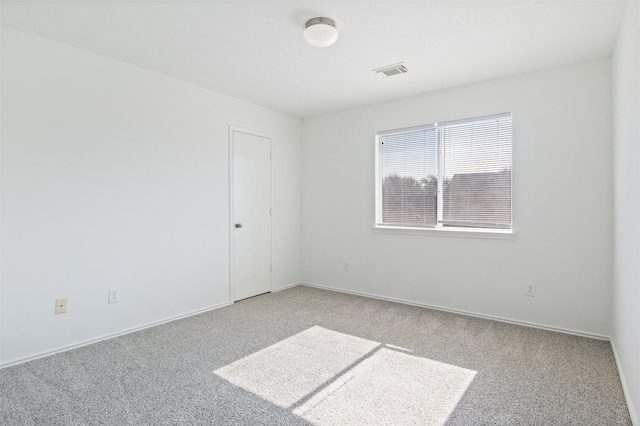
xmin=0 ymin=301 xmax=232 ymax=369
xmin=273 ymin=282 xmax=301 ymax=292
xmin=301 ymin=282 xmax=610 ymax=341
xmin=611 ymin=339 xmax=639 ymax=425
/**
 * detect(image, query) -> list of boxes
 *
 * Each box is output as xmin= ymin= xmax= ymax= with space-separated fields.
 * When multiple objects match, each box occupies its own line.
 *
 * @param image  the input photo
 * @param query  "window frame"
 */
xmin=374 ymin=113 xmax=515 ymax=239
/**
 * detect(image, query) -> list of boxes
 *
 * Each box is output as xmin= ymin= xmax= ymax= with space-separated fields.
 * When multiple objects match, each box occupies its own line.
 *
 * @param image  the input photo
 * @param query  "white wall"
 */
xmin=0 ymin=28 xmax=302 ymax=365
xmin=302 ymin=58 xmax=613 ymax=337
xmin=612 ymin=1 xmax=640 ymax=423
xmin=0 ymin=8 xmax=4 ymax=363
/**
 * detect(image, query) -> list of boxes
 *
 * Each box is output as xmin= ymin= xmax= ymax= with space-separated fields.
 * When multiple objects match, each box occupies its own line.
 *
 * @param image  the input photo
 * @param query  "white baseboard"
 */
xmin=0 ymin=301 xmax=232 ymax=369
xmin=301 ymin=282 xmax=610 ymax=341
xmin=611 ymin=339 xmax=639 ymax=425
xmin=273 ymin=282 xmax=301 ymax=292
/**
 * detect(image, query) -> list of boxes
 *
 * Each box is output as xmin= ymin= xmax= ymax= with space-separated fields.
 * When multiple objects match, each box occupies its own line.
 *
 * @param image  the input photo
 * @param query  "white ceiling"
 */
xmin=1 ymin=0 xmax=627 ymax=118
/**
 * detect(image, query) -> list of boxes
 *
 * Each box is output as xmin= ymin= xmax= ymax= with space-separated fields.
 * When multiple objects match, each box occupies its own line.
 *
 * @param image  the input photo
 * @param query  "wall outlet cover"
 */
xmin=109 ymin=288 xmax=120 ymax=304
xmin=55 ymin=298 xmax=68 ymax=314
xmin=525 ymin=281 xmax=536 ymax=297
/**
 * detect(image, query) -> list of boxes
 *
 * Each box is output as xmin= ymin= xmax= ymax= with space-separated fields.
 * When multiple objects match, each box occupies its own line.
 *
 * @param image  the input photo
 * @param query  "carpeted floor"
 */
xmin=0 ymin=286 xmax=632 ymax=425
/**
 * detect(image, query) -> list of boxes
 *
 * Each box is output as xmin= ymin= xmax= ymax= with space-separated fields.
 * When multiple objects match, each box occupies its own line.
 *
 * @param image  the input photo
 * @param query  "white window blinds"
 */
xmin=441 ymin=115 xmax=512 ymax=229
xmin=379 ymin=127 xmax=438 ymax=227
xmin=377 ymin=113 xmax=512 ymax=231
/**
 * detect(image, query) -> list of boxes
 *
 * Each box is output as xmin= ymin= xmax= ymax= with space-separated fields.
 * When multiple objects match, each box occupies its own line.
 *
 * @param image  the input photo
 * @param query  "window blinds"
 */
xmin=441 ymin=115 xmax=512 ymax=229
xmin=377 ymin=114 xmax=512 ymax=230
xmin=379 ymin=127 xmax=438 ymax=227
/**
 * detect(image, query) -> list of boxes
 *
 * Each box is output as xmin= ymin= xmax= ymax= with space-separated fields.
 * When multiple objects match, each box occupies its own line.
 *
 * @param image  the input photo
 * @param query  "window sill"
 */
xmin=372 ymin=225 xmax=517 ymax=240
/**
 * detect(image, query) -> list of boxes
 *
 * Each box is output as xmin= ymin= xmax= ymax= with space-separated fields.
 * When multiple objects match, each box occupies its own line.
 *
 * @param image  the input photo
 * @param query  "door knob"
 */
xmin=235 ymin=223 xmax=243 ymax=228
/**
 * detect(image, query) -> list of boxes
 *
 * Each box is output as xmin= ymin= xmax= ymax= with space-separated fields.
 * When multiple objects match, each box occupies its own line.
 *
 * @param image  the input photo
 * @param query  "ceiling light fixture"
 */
xmin=304 ymin=17 xmax=339 ymax=48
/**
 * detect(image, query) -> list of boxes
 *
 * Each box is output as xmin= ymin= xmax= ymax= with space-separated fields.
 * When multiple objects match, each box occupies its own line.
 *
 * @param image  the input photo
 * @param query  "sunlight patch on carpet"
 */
xmin=214 ymin=326 xmax=378 ymax=408
xmin=214 ymin=326 xmax=476 ymax=425
xmin=293 ymin=347 xmax=476 ymax=425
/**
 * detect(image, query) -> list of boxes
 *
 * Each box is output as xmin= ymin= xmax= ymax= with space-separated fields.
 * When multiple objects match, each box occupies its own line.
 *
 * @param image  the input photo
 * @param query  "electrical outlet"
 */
xmin=343 ymin=262 xmax=350 ymax=272
xmin=525 ymin=281 xmax=536 ymax=297
xmin=55 ymin=298 xmax=68 ymax=314
xmin=108 ymin=288 xmax=120 ymax=304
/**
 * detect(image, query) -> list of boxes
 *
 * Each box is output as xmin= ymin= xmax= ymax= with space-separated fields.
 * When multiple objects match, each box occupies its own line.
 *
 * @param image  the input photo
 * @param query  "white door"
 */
xmin=231 ymin=129 xmax=272 ymax=301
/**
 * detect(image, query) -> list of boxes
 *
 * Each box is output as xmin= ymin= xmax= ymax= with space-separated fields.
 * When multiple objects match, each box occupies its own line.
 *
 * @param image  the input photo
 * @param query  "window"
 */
xmin=376 ymin=113 xmax=512 ymax=232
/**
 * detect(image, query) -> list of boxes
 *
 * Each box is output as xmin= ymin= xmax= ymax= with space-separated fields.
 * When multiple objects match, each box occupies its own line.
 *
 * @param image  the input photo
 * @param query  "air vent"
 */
xmin=373 ymin=63 xmax=408 ymax=78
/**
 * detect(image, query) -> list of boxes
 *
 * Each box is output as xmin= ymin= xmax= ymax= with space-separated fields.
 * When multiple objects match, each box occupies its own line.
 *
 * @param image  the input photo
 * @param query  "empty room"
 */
xmin=1 ymin=1 xmax=638 ymax=425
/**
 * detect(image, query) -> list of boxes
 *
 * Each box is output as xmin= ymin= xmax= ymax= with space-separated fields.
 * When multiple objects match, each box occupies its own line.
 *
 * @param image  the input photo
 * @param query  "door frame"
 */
xmin=228 ymin=125 xmax=273 ymax=303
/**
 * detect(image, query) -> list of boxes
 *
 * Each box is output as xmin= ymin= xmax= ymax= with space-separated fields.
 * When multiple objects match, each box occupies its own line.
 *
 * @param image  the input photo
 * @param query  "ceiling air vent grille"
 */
xmin=373 ymin=63 xmax=408 ymax=78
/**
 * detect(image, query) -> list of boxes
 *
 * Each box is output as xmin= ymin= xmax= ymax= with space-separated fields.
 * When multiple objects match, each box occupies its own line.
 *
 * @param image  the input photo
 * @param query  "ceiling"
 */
xmin=1 ymin=0 xmax=627 ymax=118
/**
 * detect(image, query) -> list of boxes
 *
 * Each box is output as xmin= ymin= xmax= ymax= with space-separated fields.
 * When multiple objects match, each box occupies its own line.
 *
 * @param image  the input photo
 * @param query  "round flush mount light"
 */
xmin=304 ymin=17 xmax=339 ymax=48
